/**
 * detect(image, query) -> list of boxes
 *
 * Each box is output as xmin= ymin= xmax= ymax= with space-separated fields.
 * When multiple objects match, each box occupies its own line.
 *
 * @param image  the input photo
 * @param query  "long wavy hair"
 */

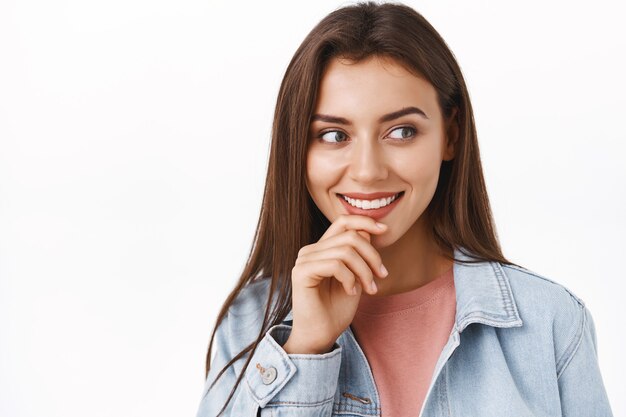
xmin=204 ymin=2 xmax=516 ymax=415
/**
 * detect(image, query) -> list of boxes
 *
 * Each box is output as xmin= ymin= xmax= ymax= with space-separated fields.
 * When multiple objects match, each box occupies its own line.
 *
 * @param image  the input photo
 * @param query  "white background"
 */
xmin=1 ymin=0 xmax=624 ymax=416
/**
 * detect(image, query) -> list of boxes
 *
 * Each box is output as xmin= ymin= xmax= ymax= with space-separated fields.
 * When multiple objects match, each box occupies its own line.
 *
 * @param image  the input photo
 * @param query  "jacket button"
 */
xmin=261 ymin=367 xmax=277 ymax=385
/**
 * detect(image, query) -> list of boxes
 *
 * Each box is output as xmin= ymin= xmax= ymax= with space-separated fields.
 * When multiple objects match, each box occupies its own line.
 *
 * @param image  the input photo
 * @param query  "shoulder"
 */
xmin=501 ymin=263 xmax=585 ymax=309
xmin=218 ymin=277 xmax=274 ymax=347
xmin=227 ymin=277 xmax=273 ymax=317
xmin=499 ymin=263 xmax=588 ymax=372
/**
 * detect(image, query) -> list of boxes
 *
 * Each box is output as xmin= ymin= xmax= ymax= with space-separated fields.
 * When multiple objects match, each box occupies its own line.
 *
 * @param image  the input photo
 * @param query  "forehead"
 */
xmin=314 ymin=55 xmax=440 ymax=121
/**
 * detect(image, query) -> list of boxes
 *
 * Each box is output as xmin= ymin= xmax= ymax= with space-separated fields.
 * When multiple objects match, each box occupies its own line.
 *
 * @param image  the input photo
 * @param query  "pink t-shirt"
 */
xmin=350 ymin=267 xmax=456 ymax=416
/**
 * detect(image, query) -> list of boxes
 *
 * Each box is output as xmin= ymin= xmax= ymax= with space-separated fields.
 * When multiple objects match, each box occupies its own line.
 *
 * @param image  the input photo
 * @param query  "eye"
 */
xmin=388 ymin=126 xmax=417 ymax=141
xmin=318 ymin=130 xmax=348 ymax=143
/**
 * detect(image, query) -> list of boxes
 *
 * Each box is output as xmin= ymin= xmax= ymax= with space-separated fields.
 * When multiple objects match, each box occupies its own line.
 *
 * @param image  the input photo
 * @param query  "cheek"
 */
xmin=305 ymin=151 xmax=340 ymax=198
xmin=394 ymin=147 xmax=442 ymax=189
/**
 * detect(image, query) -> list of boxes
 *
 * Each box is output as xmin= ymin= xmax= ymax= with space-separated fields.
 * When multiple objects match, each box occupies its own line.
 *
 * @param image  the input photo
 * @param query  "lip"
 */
xmin=337 ymin=191 xmax=404 ymax=221
xmin=339 ymin=191 xmax=402 ymax=199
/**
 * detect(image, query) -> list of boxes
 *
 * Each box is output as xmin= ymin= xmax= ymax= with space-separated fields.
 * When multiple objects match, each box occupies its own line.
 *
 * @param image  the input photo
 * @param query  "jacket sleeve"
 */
xmin=195 ymin=310 xmax=343 ymax=417
xmin=556 ymin=305 xmax=613 ymax=416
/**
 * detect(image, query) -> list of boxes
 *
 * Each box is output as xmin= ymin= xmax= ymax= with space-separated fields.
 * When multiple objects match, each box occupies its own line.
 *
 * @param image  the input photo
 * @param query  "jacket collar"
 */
xmin=282 ymin=246 xmax=523 ymax=331
xmin=452 ymin=247 xmax=523 ymax=331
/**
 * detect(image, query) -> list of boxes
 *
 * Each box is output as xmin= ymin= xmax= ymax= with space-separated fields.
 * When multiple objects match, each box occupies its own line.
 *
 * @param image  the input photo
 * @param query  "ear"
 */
xmin=442 ymin=107 xmax=459 ymax=161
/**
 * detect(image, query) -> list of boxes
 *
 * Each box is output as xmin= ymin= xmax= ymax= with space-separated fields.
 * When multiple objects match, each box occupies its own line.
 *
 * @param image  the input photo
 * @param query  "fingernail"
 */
xmin=371 ymin=280 xmax=378 ymax=293
xmin=380 ymin=264 xmax=388 ymax=277
xmin=351 ymin=286 xmax=357 ymax=296
xmin=376 ymin=222 xmax=387 ymax=229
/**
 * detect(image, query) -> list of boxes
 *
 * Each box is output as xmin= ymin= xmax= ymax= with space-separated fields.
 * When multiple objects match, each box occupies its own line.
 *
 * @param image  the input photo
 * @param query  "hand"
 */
xmin=283 ymin=215 xmax=389 ymax=354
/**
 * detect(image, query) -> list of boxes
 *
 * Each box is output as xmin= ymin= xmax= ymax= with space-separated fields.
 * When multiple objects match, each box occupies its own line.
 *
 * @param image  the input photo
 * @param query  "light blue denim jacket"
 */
xmin=196 ymin=248 xmax=613 ymax=416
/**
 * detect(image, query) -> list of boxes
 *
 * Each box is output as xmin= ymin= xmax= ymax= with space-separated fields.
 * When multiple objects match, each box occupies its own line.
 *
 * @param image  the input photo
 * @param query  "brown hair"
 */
xmin=204 ymin=2 xmax=516 ymax=415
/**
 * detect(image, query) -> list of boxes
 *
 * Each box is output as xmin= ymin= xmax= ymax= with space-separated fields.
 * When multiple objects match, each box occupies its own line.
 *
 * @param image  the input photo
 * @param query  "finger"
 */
xmin=320 ymin=214 xmax=387 ymax=242
xmin=298 ymin=229 xmax=387 ymax=278
xmin=354 ymin=231 xmax=387 ymax=278
xmin=293 ymin=259 xmax=359 ymax=296
xmin=297 ymin=245 xmax=378 ymax=294
xmin=298 ymin=227 xmax=370 ymax=258
xmin=356 ymin=230 xmax=370 ymax=243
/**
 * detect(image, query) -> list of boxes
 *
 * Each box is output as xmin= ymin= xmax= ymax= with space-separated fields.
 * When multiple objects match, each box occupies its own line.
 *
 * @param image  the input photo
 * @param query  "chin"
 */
xmin=370 ymin=231 xmax=397 ymax=249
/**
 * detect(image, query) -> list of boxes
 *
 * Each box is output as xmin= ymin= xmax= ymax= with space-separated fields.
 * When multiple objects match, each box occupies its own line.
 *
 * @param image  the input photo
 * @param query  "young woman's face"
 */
xmin=306 ymin=55 xmax=455 ymax=248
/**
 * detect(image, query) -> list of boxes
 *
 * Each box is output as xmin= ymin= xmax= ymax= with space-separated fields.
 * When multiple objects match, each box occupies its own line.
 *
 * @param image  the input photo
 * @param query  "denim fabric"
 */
xmin=196 ymin=248 xmax=613 ymax=416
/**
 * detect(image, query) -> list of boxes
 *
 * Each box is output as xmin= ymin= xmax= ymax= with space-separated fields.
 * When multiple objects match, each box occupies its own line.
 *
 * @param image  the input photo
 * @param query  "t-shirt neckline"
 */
xmin=355 ymin=266 xmax=454 ymax=315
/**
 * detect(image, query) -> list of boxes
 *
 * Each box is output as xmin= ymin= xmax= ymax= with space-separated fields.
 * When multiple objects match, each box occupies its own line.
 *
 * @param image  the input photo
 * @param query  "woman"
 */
xmin=196 ymin=2 xmax=613 ymax=416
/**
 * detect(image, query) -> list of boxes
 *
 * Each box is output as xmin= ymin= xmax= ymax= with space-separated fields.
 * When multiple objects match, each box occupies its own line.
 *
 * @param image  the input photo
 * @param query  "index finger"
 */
xmin=320 ymin=214 xmax=387 ymax=242
xmin=357 ymin=230 xmax=370 ymax=243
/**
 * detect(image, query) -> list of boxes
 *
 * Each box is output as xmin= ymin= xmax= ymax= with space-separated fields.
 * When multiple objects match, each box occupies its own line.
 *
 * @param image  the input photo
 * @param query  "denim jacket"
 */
xmin=196 ymin=248 xmax=613 ymax=416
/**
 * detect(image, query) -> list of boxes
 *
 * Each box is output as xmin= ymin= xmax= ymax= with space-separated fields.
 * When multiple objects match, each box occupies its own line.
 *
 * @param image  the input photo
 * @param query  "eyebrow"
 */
xmin=311 ymin=106 xmax=429 ymax=125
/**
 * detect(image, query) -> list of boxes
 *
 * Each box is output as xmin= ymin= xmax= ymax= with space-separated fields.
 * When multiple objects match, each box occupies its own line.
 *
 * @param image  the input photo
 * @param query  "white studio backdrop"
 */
xmin=0 ymin=0 xmax=624 ymax=416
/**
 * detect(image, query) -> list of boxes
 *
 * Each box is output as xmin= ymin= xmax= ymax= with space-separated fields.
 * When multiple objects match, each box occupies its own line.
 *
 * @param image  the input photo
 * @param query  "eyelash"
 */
xmin=316 ymin=125 xmax=418 ymax=144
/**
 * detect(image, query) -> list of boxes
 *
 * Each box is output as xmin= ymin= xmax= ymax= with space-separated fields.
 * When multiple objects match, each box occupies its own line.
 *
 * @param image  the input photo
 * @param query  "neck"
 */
xmin=371 ymin=216 xmax=453 ymax=297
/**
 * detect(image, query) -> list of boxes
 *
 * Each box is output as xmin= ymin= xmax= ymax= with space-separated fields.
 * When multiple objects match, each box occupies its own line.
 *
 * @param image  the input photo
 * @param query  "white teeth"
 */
xmin=342 ymin=193 xmax=400 ymax=210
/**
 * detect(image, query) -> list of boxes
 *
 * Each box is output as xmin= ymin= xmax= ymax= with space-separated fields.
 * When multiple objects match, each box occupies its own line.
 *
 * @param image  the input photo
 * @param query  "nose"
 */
xmin=347 ymin=135 xmax=388 ymax=184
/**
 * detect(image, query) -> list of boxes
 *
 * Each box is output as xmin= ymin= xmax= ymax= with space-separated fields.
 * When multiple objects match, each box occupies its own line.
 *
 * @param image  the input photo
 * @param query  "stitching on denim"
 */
xmin=333 ymin=407 xmax=379 ymax=417
xmin=333 ymin=400 xmax=381 ymax=412
xmin=443 ymin=363 xmax=452 ymax=417
xmin=492 ymin=262 xmax=519 ymax=319
xmin=265 ymin=397 xmax=335 ymax=407
xmin=457 ymin=312 xmax=522 ymax=331
xmin=556 ymin=304 xmax=586 ymax=379
xmin=287 ymin=350 xmax=342 ymax=360
xmin=345 ymin=327 xmax=381 ymax=407
xmin=289 ymin=355 xmax=341 ymax=361
xmin=438 ymin=375 xmax=446 ymax=416
xmin=503 ymin=264 xmax=549 ymax=279
xmin=244 ymin=379 xmax=261 ymax=404
xmin=502 ymin=265 xmax=585 ymax=307
xmin=329 ymin=332 xmax=380 ymax=416
xmin=334 ymin=402 xmax=378 ymax=410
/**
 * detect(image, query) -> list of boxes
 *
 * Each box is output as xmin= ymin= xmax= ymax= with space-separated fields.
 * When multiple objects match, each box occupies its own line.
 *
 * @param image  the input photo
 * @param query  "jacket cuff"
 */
xmin=245 ymin=324 xmax=342 ymax=408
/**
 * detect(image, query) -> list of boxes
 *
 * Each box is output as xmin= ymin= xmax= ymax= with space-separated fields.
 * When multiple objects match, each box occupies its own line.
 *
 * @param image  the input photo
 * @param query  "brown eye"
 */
xmin=388 ymin=126 xmax=417 ymax=140
xmin=319 ymin=130 xmax=348 ymax=143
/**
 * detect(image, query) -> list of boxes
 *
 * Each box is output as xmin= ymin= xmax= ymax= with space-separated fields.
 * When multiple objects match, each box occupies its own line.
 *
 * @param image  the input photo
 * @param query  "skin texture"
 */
xmin=284 ymin=55 xmax=458 ymax=354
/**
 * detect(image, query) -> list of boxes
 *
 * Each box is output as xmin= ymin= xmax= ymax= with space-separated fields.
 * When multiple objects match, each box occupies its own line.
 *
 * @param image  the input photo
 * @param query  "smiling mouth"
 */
xmin=337 ymin=191 xmax=405 ymax=210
